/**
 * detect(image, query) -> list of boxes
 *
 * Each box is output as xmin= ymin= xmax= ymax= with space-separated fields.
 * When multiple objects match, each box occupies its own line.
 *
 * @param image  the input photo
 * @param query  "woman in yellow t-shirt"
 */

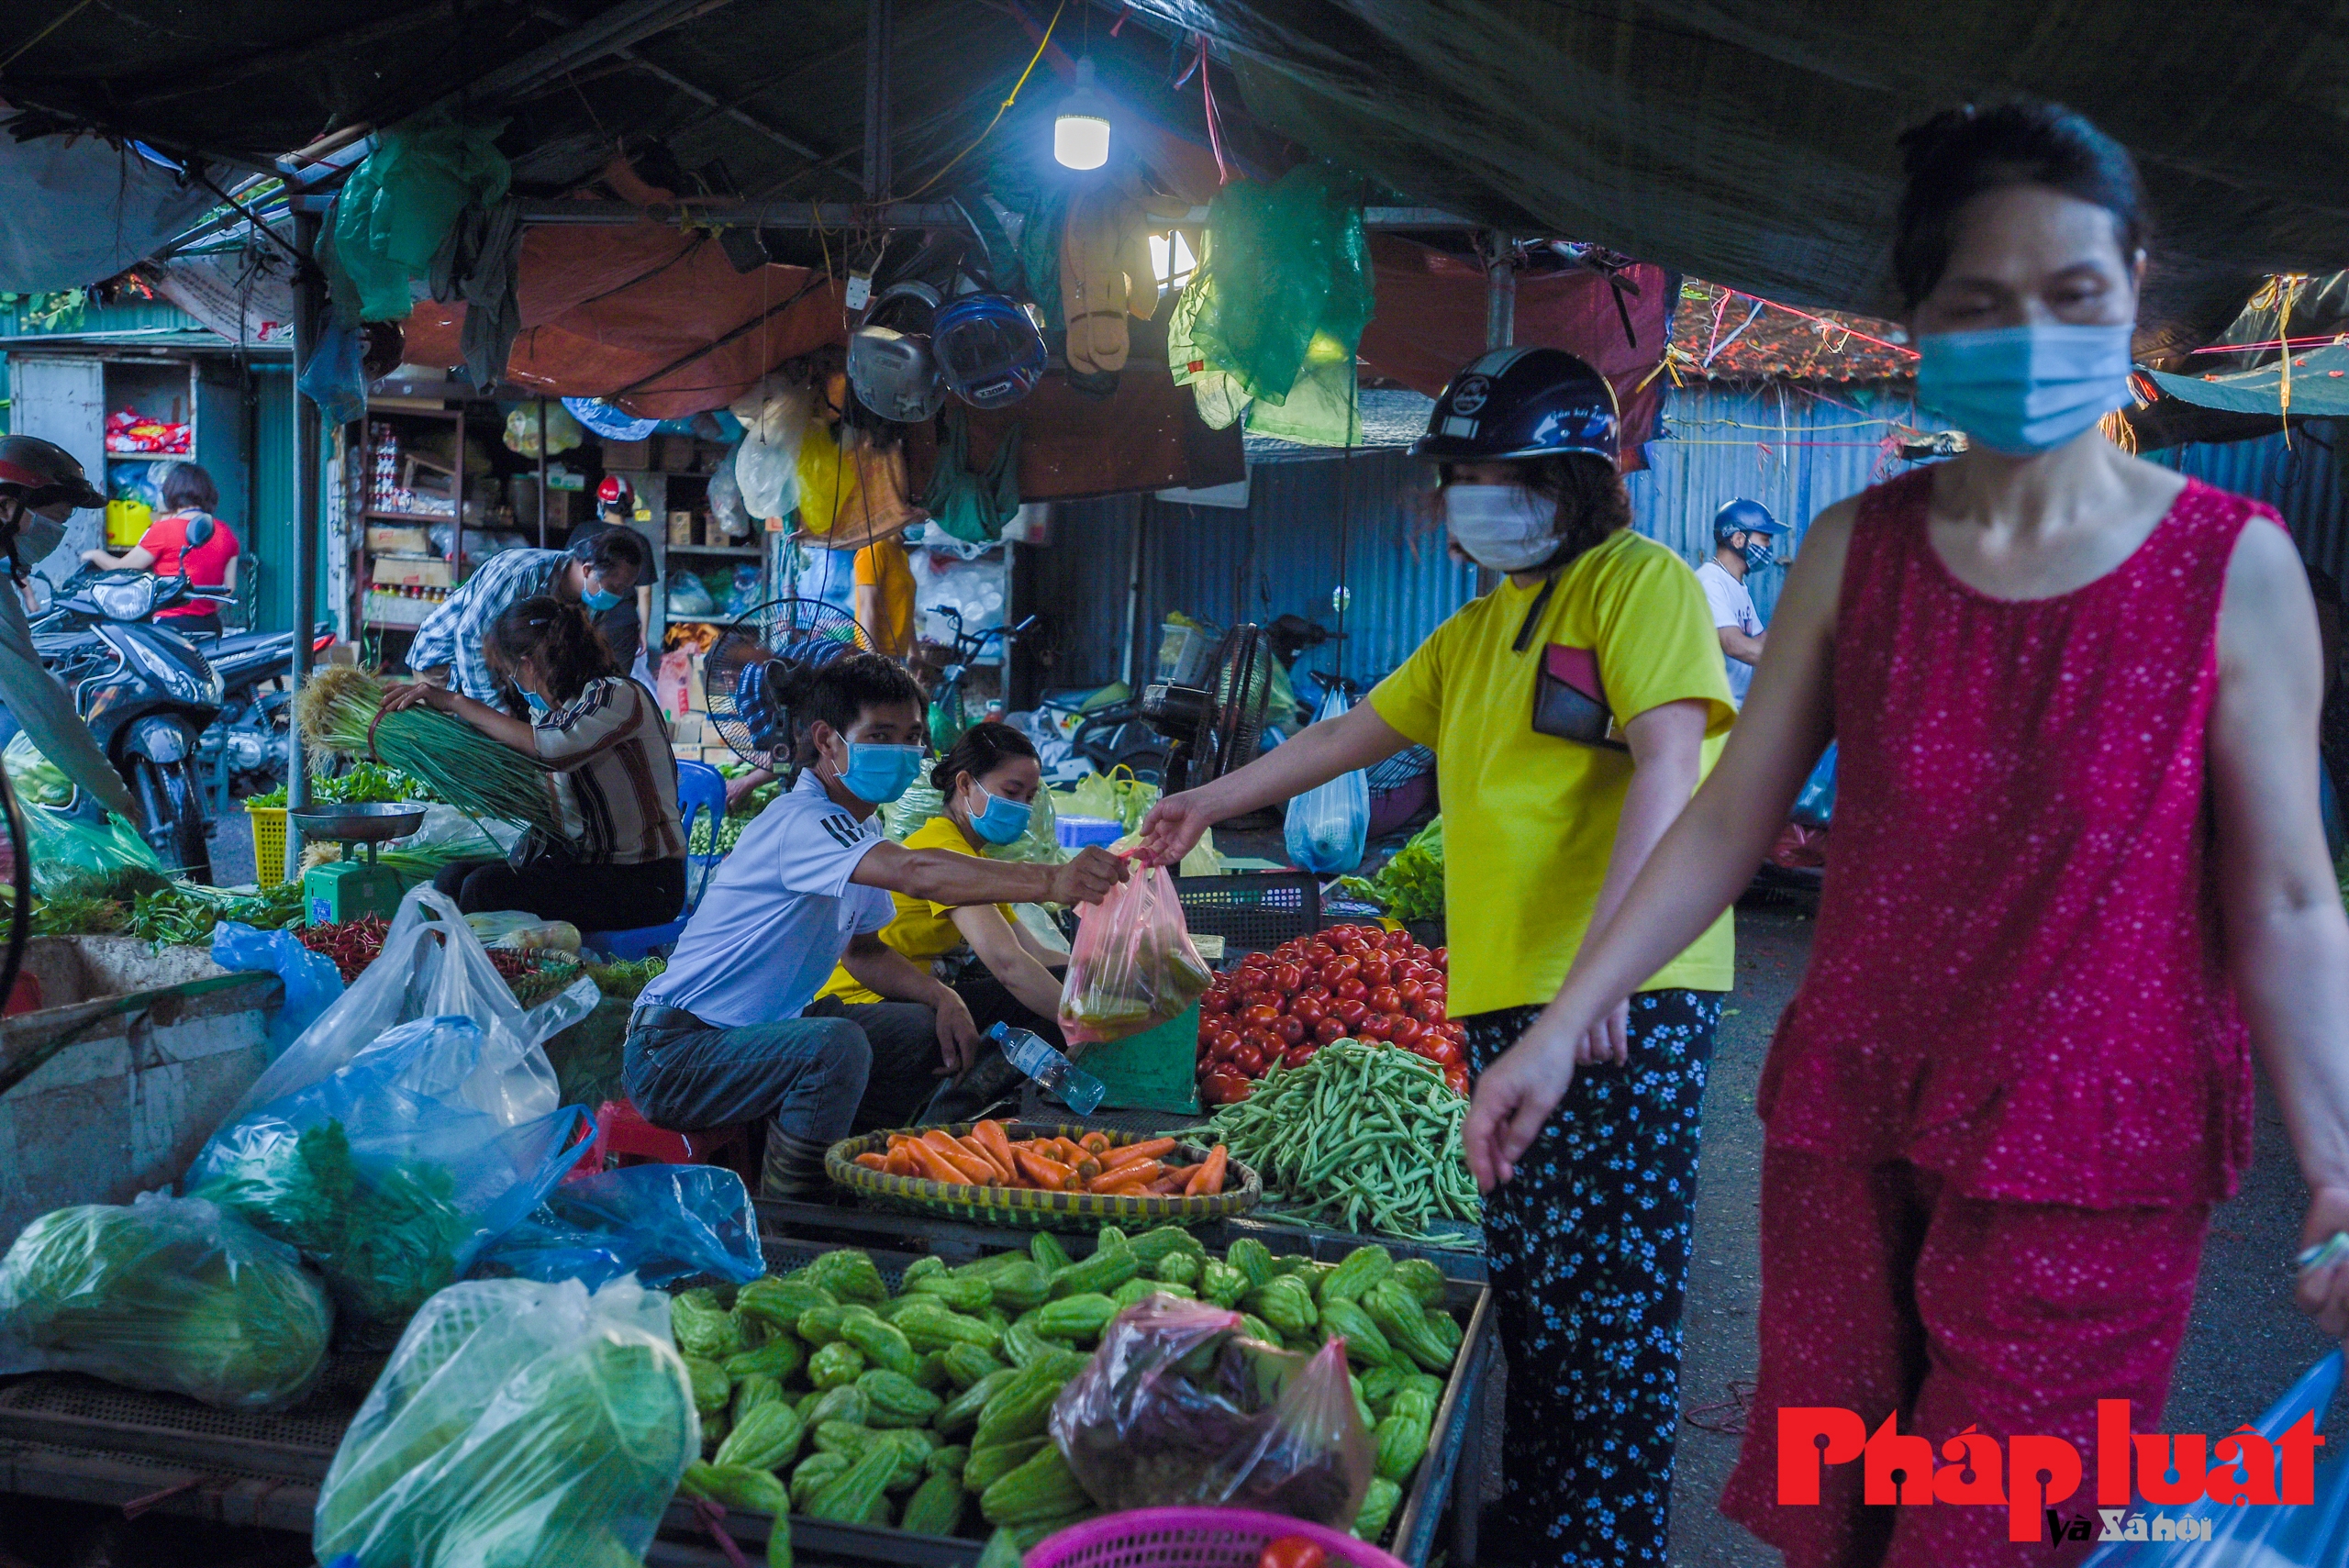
xmin=1141 ymin=349 xmax=1734 ymax=1568
xmin=853 ymin=537 xmax=917 ymax=661
xmin=817 ymin=721 xmax=1069 ymax=1043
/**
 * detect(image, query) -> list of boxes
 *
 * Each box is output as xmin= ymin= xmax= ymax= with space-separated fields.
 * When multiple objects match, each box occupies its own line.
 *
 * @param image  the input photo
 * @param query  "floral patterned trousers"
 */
xmin=1464 ymin=989 xmax=1722 ymax=1568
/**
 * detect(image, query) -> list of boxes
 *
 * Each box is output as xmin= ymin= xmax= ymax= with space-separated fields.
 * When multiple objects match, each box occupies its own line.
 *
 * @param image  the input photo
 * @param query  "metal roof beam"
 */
xmin=513 ymin=199 xmax=1477 ymax=229
xmin=431 ymin=0 xmax=743 ymax=117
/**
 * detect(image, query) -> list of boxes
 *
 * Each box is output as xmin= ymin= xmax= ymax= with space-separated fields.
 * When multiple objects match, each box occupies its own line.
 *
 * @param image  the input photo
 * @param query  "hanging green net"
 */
xmin=327 ymin=117 xmax=512 ymax=323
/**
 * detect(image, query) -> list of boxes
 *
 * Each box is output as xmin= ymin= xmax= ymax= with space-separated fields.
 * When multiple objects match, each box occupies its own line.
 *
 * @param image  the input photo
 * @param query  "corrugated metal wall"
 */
xmin=1024 ymin=392 xmax=2349 ymax=693
xmin=248 ymin=365 xmax=303 ymax=635
xmin=2148 ymin=421 xmax=2348 ymax=584
xmin=1628 ymin=381 xmax=1943 ymax=619
xmin=1033 ymin=448 xmax=1477 ymax=691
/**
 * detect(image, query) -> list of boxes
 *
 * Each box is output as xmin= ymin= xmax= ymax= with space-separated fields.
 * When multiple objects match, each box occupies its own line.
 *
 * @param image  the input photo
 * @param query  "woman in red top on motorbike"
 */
xmin=82 ymin=462 xmax=239 ymax=634
xmin=1465 ymin=102 xmax=2349 ymax=1566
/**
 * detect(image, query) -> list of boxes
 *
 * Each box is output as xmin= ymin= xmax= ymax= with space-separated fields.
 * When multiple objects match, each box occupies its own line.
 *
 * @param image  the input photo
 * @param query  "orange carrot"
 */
xmin=1097 ymin=1159 xmax=1161 ymax=1189
xmin=1079 ymin=1131 xmax=1111 ymax=1155
xmin=1072 ymin=1156 xmax=1102 ymax=1184
xmin=1092 ymin=1169 xmax=1153 ymax=1195
xmin=973 ymin=1120 xmax=1019 ymax=1175
xmin=1013 ymin=1146 xmax=1076 ymax=1189
xmin=1051 ymin=1137 xmax=1087 ymax=1164
xmin=905 ymin=1141 xmax=964 ymax=1184
xmin=854 ymin=1151 xmax=888 ymax=1171
xmin=1102 ymin=1137 xmax=1177 ymax=1170
xmin=1185 ymin=1144 xmax=1229 ymax=1196
xmin=1145 ymin=1173 xmax=1189 ymax=1195
xmin=884 ymin=1145 xmax=918 ymax=1177
xmin=956 ymin=1133 xmax=1013 ymax=1183
xmin=921 ymin=1129 xmax=997 ymax=1184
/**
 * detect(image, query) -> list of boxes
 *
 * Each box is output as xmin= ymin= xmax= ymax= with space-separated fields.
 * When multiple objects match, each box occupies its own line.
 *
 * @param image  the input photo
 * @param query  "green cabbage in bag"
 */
xmin=3 ymin=733 xmax=72 ymax=807
xmin=315 ymin=1276 xmax=697 ymax=1568
xmin=0 ymin=1193 xmax=331 ymax=1410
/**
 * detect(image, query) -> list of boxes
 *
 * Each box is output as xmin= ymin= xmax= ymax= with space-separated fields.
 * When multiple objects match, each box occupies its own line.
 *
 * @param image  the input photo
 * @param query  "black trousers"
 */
xmin=951 ymin=971 xmax=1065 ymax=1049
xmin=432 ymin=855 xmax=685 ymax=930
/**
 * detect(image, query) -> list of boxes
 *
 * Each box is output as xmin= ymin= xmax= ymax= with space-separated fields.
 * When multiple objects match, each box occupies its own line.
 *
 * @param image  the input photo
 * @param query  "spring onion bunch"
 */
xmin=295 ymin=668 xmax=564 ymax=839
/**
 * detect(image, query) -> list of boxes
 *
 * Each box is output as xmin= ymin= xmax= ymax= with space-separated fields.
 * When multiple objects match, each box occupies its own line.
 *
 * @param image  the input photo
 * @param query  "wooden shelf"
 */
xmin=666 ymin=544 xmax=763 ymax=558
xmin=363 ymin=508 xmax=455 ymax=523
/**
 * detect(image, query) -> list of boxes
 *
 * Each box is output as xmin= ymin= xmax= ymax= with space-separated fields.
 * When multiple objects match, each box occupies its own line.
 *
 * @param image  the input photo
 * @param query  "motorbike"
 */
xmin=190 ymin=621 xmax=328 ymax=805
xmin=25 ymin=569 xmax=224 ymax=881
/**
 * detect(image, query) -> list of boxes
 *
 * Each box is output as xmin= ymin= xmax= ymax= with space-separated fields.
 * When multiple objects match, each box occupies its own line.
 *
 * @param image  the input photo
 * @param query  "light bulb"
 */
xmin=1054 ymin=58 xmax=1111 ymax=171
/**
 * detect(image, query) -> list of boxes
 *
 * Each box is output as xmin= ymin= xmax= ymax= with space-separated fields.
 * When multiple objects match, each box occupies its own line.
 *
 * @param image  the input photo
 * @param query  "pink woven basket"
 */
xmin=1024 ymin=1508 xmax=1409 ymax=1568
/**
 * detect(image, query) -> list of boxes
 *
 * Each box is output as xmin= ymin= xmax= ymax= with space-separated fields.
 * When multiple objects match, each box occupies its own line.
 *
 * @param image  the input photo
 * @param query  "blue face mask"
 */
xmin=583 ymin=586 xmax=622 ymax=613
xmin=837 ymin=742 xmax=925 ymax=805
xmin=522 ymin=691 xmax=551 ymax=717
xmin=1742 ymin=536 xmax=1776 ymax=574
xmin=967 ymin=786 xmax=1035 ymax=845
xmin=1914 ymin=322 xmax=2134 ymax=456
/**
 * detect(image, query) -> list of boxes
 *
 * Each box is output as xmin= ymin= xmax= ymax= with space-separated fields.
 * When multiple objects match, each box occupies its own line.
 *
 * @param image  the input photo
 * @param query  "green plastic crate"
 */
xmin=1079 ymin=1002 xmax=1201 ymax=1115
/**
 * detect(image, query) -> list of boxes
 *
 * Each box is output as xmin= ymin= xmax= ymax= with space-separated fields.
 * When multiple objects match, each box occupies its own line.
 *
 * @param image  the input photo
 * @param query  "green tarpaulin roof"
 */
xmin=2142 ymin=344 xmax=2349 ymax=419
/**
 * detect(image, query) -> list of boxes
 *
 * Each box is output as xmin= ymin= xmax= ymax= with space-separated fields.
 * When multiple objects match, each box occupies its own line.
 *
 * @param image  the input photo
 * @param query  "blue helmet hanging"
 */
xmin=933 ymin=294 xmax=1048 ymax=410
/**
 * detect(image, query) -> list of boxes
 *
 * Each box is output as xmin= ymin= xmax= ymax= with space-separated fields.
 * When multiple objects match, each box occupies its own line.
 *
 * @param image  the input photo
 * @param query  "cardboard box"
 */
xmin=669 ymin=713 xmax=704 ymax=744
xmin=685 ymin=659 xmax=708 ymax=713
xmin=699 ymin=745 xmax=737 ymax=766
xmin=372 ymin=555 xmax=455 ymax=588
xmin=602 ymin=439 xmax=651 ymax=469
xmin=658 ymin=435 xmax=698 ymax=473
xmin=668 ymin=510 xmax=696 ymax=545
xmin=366 ymin=525 xmax=434 ymax=554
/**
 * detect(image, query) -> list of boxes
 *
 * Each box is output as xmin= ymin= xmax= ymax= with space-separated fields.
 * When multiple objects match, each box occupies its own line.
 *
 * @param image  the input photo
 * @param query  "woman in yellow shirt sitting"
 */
xmin=817 ymin=721 xmax=1069 ymax=1043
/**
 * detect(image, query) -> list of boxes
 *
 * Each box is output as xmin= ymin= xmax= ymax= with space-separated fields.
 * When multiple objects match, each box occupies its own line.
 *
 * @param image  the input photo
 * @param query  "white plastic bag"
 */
xmin=733 ymin=382 xmax=811 ymax=521
xmin=1284 ymin=684 xmax=1370 ymax=874
xmin=392 ymin=802 xmax=519 ymax=858
xmin=205 ymin=885 xmax=593 ymax=1137
xmin=315 ymin=1275 xmax=698 ymax=1568
xmin=706 ymin=442 xmax=751 ymax=539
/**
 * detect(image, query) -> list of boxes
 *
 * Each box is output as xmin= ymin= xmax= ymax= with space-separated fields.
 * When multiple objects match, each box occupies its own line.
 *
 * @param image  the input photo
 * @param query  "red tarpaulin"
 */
xmin=1360 ymin=237 xmax=1674 ymax=470
xmin=398 ymin=219 xmax=850 ymax=419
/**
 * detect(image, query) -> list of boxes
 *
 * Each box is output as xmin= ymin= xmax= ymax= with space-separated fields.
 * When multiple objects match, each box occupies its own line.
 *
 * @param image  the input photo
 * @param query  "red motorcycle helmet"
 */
xmin=596 ymin=473 xmax=634 ymax=515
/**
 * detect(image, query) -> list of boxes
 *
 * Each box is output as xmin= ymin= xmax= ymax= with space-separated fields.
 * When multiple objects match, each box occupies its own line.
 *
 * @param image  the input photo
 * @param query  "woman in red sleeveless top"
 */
xmin=1464 ymin=103 xmax=2349 ymax=1566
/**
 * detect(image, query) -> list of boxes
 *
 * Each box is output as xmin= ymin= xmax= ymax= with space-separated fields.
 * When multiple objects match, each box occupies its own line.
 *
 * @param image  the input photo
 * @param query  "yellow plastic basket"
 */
xmin=247 ymin=805 xmax=288 ymax=886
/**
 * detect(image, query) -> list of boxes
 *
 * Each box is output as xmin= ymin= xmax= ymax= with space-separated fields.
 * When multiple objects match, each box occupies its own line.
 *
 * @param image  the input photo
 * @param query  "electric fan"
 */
xmin=701 ymin=596 xmax=870 ymax=775
xmin=1140 ymin=623 xmax=1275 ymax=793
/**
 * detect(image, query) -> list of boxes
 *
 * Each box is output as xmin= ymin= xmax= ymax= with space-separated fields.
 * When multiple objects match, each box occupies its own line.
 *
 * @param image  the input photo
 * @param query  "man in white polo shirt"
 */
xmin=1695 ymin=497 xmax=1787 ymax=706
xmin=626 ymin=652 xmax=1127 ymax=1197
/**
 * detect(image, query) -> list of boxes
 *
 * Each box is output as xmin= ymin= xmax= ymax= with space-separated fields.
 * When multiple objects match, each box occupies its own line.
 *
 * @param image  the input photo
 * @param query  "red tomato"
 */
xmin=1267 ymin=963 xmax=1301 ymax=995
xmin=1201 ymin=992 xmax=1232 ymax=1018
xmin=1231 ymin=1044 xmax=1266 ymax=1076
xmin=1388 ymin=1017 xmax=1424 ymax=1048
xmin=1433 ymin=946 xmax=1449 ymax=967
xmin=1290 ymin=996 xmax=1328 ymax=1027
xmin=1282 ymin=1043 xmax=1319 ymax=1070
xmin=1367 ymin=985 xmax=1403 ymax=1015
xmin=1430 ymin=1038 xmax=1464 ymax=1067
xmin=1384 ymin=929 xmax=1415 ymax=951
xmin=1359 ymin=957 xmax=1392 ymax=987
xmin=1327 ymin=954 xmax=1363 ymax=984
xmin=1442 ymin=1063 xmax=1471 ymax=1096
xmin=1313 ymin=1016 xmax=1347 ymax=1044
xmin=1242 ymin=951 xmax=1273 ymax=972
xmin=1333 ymin=977 xmax=1368 ymax=1003
xmin=1425 ymin=984 xmax=1447 ymax=1008
xmin=1241 ymin=1004 xmax=1282 ymax=1030
xmin=1334 ymin=998 xmax=1369 ymax=1029
xmin=1275 ymin=1015 xmax=1307 ymax=1046
xmin=1212 ymin=1029 xmax=1242 ymax=1059
xmin=1204 ymin=1070 xmax=1254 ymax=1106
xmin=1358 ymin=1014 xmax=1393 ymax=1041
xmin=1397 ymin=979 xmax=1426 ymax=1006
xmin=1257 ymin=1535 xmax=1329 ymax=1568
xmin=1411 ymin=996 xmax=1446 ymax=1025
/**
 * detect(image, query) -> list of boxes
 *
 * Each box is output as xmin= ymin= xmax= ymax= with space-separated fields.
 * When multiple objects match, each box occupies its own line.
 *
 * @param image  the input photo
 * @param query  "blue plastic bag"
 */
xmin=210 ymin=921 xmax=345 ymax=1056
xmin=1792 ymin=743 xmax=1837 ymax=829
xmin=1284 ymin=683 xmax=1369 ymax=874
xmin=2084 ymin=1351 xmax=2347 ymax=1565
xmin=296 ymin=320 xmax=369 ymax=426
xmin=186 ymin=1014 xmax=588 ymax=1336
xmin=472 ymin=1164 xmax=763 ymax=1289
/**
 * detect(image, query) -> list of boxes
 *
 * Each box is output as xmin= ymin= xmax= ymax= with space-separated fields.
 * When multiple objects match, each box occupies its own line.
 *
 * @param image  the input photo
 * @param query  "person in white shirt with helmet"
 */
xmin=1694 ymin=498 xmax=1787 ymax=706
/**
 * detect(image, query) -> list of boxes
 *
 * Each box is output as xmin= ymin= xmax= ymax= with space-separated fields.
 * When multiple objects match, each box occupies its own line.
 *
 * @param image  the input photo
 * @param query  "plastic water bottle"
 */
xmin=989 ymin=1021 xmax=1107 ymax=1115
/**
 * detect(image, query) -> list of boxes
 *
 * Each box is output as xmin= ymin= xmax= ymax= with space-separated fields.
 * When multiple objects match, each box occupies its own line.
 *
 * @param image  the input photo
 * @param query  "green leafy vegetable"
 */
xmin=0 ymin=1193 xmax=330 ymax=1410
xmin=246 ymin=761 xmax=439 ymax=808
xmin=1339 ymin=816 xmax=1444 ymax=923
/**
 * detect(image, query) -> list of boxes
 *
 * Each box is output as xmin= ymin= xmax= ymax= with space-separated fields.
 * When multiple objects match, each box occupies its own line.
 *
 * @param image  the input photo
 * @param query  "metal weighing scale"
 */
xmin=291 ymin=804 xmax=426 ymax=926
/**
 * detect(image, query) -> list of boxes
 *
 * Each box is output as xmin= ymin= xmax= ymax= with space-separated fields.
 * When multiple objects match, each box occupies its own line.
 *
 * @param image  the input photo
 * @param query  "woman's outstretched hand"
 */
xmin=1138 ymin=790 xmax=1216 ymax=866
xmin=1463 ymin=1013 xmax=1584 ymax=1191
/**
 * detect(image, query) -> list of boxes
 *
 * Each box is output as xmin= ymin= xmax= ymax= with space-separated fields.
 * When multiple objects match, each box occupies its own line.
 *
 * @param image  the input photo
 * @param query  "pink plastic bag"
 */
xmin=1049 ymin=1296 xmax=1375 ymax=1528
xmin=1055 ymin=860 xmax=1212 ymax=1045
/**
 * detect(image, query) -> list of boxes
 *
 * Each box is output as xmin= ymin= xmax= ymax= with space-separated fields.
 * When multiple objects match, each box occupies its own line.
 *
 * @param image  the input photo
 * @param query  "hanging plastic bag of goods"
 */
xmin=1283 ymin=684 xmax=1370 ymax=874
xmin=1057 ymin=860 xmax=1213 ymax=1044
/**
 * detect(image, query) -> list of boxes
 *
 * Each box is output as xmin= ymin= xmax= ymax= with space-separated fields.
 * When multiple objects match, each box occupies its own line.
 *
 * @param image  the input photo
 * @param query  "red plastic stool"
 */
xmin=588 ymin=1098 xmax=759 ymax=1189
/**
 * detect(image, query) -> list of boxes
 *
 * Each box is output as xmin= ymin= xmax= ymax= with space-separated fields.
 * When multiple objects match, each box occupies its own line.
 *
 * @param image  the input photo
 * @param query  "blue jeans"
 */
xmin=622 ymin=996 xmax=943 ymax=1152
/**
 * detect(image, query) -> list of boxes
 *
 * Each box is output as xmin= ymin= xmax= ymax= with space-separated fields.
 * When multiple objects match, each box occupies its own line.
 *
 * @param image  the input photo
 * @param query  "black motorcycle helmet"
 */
xmin=0 ymin=436 xmax=103 ymax=511
xmin=1409 ymin=347 xmax=1620 ymax=466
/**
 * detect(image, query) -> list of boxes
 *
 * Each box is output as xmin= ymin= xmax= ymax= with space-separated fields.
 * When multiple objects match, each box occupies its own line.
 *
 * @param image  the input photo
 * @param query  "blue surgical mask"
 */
xmin=967 ymin=786 xmax=1035 ymax=845
xmin=1914 ymin=322 xmax=2134 ymax=456
xmin=522 ymin=691 xmax=551 ymax=717
xmin=837 ymin=742 xmax=925 ymax=805
xmin=583 ymin=587 xmax=621 ymax=612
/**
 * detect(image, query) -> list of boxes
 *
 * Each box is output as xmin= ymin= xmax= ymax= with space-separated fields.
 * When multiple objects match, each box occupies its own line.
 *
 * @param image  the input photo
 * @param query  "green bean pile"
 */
xmin=1186 ymin=1040 xmax=1481 ymax=1240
